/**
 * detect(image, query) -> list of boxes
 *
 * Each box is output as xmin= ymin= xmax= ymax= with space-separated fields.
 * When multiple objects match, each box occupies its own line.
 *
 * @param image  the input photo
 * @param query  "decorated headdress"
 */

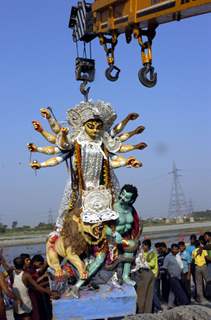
xmin=67 ymin=100 xmax=117 ymax=131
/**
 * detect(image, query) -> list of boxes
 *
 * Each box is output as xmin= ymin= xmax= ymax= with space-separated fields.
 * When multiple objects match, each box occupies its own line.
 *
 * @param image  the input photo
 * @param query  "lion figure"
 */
xmin=46 ymin=208 xmax=106 ymax=280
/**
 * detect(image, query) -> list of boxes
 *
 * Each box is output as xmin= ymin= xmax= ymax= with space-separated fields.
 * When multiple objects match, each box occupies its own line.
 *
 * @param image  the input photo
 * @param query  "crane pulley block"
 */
xmin=75 ymin=57 xmax=95 ymax=82
xmin=69 ymin=1 xmax=96 ymax=43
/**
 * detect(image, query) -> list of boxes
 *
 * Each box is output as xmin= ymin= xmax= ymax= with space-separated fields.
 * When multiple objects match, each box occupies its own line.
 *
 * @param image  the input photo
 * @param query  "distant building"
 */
xmin=176 ymin=216 xmax=184 ymax=224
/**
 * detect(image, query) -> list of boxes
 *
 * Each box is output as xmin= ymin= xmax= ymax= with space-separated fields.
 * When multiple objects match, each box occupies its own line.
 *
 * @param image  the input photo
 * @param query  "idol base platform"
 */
xmin=52 ymin=284 xmax=137 ymax=320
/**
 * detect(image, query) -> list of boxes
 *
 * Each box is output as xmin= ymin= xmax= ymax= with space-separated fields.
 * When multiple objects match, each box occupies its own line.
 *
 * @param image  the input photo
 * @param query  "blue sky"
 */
xmin=0 ymin=1 xmax=210 ymax=226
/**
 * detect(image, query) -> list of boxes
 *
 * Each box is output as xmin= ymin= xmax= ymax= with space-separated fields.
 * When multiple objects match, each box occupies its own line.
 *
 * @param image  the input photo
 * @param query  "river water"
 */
xmin=1 ymin=233 xmax=191 ymax=265
xmin=1 ymin=243 xmax=45 ymax=266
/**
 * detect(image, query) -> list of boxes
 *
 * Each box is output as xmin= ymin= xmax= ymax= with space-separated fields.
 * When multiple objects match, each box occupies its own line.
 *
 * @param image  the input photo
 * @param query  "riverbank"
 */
xmin=1 ymin=221 xmax=211 ymax=247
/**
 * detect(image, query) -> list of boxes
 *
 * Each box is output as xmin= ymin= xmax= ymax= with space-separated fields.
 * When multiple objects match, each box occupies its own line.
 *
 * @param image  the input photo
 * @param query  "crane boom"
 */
xmin=92 ymin=0 xmax=211 ymax=33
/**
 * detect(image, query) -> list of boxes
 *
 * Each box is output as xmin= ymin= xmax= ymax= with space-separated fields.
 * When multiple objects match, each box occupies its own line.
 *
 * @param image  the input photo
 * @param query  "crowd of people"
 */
xmin=132 ymin=231 xmax=211 ymax=313
xmin=0 ymin=231 xmax=211 ymax=319
xmin=0 ymin=253 xmax=58 ymax=320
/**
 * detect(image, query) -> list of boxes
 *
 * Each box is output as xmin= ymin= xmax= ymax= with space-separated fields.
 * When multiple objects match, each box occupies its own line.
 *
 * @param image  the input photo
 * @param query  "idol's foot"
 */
xmin=110 ymin=272 xmax=122 ymax=288
xmin=65 ymin=286 xmax=80 ymax=299
xmin=123 ymin=277 xmax=136 ymax=286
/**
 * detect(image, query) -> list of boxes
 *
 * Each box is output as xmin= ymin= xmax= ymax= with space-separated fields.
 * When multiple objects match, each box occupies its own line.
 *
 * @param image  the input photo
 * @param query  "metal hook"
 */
xmin=80 ymin=80 xmax=90 ymax=102
xmin=138 ymin=64 xmax=157 ymax=88
xmin=105 ymin=65 xmax=121 ymax=82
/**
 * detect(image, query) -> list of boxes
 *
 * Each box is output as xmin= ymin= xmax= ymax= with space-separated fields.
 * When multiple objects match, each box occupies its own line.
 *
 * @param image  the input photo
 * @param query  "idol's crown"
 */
xmin=67 ymin=100 xmax=117 ymax=131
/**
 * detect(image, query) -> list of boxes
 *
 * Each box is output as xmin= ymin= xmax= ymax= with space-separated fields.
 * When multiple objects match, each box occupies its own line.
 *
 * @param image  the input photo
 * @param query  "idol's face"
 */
xmin=84 ymin=119 xmax=103 ymax=140
xmin=118 ymin=189 xmax=133 ymax=206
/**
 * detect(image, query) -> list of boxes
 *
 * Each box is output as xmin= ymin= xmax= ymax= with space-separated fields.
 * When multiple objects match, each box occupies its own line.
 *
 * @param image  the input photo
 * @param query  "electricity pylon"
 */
xmin=168 ymin=161 xmax=188 ymax=217
xmin=48 ymin=208 xmax=54 ymax=225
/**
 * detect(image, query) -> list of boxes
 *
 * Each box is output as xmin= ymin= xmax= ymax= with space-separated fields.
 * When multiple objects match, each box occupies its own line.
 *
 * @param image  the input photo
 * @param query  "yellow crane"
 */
xmin=69 ymin=0 xmax=211 ymax=94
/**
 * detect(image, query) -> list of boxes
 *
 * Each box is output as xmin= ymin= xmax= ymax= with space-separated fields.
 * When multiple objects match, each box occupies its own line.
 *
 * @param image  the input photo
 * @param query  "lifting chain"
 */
xmin=99 ymin=32 xmax=120 ymax=82
xmin=133 ymin=27 xmax=157 ymax=88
